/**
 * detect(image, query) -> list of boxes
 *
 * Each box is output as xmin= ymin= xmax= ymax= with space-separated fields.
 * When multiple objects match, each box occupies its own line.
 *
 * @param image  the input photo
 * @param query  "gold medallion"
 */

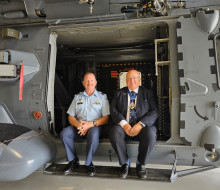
xmin=129 ymin=102 xmax=135 ymax=109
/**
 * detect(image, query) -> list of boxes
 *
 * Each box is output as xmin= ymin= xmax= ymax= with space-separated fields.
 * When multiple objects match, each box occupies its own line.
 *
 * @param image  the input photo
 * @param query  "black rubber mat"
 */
xmin=44 ymin=163 xmax=172 ymax=182
xmin=0 ymin=123 xmax=31 ymax=145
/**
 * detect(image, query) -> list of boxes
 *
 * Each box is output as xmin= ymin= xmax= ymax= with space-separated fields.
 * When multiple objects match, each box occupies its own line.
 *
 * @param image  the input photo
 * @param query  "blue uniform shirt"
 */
xmin=67 ymin=90 xmax=110 ymax=121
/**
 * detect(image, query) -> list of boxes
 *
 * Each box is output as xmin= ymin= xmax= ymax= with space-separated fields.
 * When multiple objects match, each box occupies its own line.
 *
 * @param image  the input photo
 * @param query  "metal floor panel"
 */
xmin=44 ymin=163 xmax=172 ymax=182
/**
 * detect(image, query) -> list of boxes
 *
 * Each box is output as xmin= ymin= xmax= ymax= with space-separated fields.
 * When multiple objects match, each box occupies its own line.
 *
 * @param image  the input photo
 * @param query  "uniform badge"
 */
xmin=77 ymin=99 xmax=83 ymax=104
xmin=93 ymin=101 xmax=101 ymax=105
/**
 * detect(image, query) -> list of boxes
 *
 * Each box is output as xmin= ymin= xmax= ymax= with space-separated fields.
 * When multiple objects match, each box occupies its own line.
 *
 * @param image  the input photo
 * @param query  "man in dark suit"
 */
xmin=110 ymin=69 xmax=158 ymax=179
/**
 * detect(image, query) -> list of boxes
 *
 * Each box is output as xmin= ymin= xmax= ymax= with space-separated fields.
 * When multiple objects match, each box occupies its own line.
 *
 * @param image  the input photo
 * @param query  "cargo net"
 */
xmin=97 ymin=62 xmax=156 ymax=101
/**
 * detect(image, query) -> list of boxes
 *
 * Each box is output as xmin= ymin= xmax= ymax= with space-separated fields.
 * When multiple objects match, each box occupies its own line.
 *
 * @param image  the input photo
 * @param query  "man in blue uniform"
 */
xmin=110 ymin=70 xmax=158 ymax=179
xmin=61 ymin=72 xmax=110 ymax=176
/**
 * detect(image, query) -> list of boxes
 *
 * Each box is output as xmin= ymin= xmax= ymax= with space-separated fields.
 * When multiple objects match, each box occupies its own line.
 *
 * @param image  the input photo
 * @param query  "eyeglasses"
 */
xmin=126 ymin=77 xmax=140 ymax=80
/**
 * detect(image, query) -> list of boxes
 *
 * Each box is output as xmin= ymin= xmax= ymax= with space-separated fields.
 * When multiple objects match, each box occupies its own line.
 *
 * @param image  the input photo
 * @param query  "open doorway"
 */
xmin=52 ymin=21 xmax=170 ymax=140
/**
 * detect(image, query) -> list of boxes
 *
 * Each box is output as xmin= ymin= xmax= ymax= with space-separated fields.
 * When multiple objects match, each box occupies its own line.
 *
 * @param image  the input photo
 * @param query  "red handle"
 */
xmin=19 ymin=61 xmax=24 ymax=100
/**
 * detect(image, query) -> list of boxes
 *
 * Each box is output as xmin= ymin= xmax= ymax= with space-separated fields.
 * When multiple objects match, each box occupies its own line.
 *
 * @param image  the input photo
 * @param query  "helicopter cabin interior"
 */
xmin=52 ymin=21 xmax=170 ymax=141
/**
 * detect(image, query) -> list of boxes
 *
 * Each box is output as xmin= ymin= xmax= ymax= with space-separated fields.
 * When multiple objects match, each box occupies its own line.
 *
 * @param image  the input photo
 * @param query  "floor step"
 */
xmin=44 ymin=163 xmax=172 ymax=182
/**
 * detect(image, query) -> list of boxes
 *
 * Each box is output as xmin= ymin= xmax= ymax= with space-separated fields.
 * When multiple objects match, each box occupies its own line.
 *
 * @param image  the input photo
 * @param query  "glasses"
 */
xmin=126 ymin=77 xmax=140 ymax=81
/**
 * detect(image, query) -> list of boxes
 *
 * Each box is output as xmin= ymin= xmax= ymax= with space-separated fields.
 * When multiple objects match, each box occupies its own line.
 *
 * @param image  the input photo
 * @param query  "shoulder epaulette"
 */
xmin=74 ymin=92 xmax=83 ymax=96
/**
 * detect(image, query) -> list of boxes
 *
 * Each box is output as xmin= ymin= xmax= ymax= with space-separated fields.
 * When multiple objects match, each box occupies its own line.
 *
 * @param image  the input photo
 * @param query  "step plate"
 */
xmin=44 ymin=164 xmax=171 ymax=182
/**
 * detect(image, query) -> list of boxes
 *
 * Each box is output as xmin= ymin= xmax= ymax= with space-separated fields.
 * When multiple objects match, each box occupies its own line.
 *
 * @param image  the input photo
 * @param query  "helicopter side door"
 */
xmin=177 ymin=11 xmax=220 ymax=164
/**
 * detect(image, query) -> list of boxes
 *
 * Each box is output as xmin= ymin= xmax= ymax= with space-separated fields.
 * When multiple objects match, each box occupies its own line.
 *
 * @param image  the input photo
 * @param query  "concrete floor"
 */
xmin=0 ymin=165 xmax=220 ymax=190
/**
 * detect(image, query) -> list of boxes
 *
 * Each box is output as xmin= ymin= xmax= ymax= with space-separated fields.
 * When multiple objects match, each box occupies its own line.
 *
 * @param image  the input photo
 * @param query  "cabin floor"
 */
xmin=0 ymin=164 xmax=220 ymax=190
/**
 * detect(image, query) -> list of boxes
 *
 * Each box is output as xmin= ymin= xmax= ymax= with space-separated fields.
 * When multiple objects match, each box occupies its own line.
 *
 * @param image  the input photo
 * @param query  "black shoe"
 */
xmin=136 ymin=164 xmax=147 ymax=179
xmin=119 ymin=164 xmax=129 ymax=179
xmin=85 ymin=162 xmax=96 ymax=176
xmin=64 ymin=158 xmax=79 ymax=175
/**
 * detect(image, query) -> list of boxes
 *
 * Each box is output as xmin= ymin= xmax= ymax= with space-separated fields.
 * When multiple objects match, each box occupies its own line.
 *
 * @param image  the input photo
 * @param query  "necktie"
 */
xmin=129 ymin=91 xmax=137 ymax=126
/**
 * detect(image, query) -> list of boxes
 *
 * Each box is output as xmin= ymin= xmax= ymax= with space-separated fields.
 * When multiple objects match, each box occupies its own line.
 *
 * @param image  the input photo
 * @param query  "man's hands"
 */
xmin=122 ymin=123 xmax=143 ymax=137
xmin=77 ymin=121 xmax=93 ymax=136
xmin=123 ymin=123 xmax=132 ymax=136
xmin=74 ymin=115 xmax=109 ymax=136
xmin=130 ymin=123 xmax=143 ymax=136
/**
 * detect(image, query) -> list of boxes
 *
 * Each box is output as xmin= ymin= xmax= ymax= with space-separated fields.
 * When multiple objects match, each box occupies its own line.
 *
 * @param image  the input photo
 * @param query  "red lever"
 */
xmin=19 ymin=61 xmax=24 ymax=100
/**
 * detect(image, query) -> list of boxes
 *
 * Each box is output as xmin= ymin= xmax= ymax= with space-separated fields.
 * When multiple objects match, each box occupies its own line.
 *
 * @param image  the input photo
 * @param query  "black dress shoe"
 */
xmin=64 ymin=158 xmax=79 ymax=175
xmin=136 ymin=164 xmax=147 ymax=179
xmin=85 ymin=162 xmax=96 ymax=176
xmin=119 ymin=164 xmax=129 ymax=179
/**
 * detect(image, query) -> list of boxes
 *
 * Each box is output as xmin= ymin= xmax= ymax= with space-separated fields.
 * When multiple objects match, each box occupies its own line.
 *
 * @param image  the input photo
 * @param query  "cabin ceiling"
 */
xmin=55 ymin=21 xmax=168 ymax=48
xmin=55 ymin=21 xmax=168 ymax=63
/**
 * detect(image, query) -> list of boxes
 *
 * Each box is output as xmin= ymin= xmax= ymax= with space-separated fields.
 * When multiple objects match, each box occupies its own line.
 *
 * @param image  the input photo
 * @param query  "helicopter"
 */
xmin=0 ymin=0 xmax=220 ymax=182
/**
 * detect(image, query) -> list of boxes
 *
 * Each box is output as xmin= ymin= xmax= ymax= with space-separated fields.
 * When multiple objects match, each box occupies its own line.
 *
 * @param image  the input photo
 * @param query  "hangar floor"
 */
xmin=0 ymin=164 xmax=220 ymax=190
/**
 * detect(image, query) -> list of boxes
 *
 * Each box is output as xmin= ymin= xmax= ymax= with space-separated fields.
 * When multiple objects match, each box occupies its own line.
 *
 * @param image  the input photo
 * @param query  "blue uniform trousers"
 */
xmin=109 ymin=125 xmax=157 ymax=165
xmin=61 ymin=125 xmax=102 ymax=166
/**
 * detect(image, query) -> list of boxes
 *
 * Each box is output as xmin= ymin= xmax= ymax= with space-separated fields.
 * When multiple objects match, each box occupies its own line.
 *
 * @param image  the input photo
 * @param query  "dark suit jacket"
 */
xmin=110 ymin=86 xmax=158 ymax=127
